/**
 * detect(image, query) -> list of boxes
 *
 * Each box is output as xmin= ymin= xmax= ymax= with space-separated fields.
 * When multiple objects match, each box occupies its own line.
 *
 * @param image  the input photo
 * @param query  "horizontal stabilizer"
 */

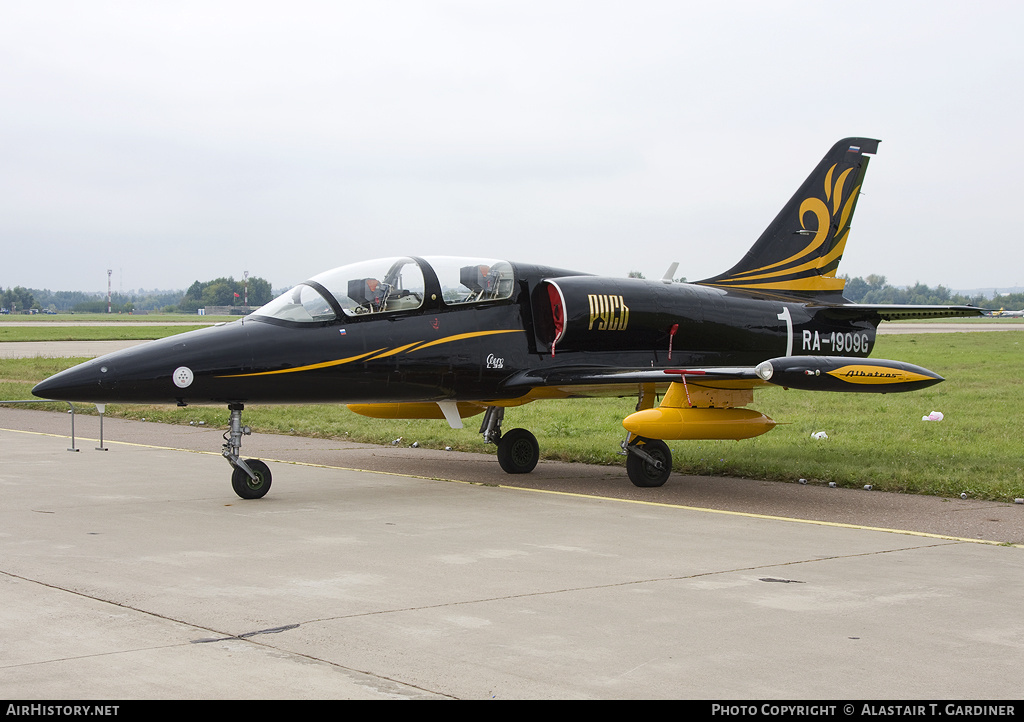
xmin=828 ymin=304 xmax=986 ymax=322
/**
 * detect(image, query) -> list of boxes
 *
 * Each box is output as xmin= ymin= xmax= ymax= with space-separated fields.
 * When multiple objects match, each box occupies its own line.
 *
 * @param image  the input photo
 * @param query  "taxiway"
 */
xmin=1 ymin=407 xmax=1021 ymax=699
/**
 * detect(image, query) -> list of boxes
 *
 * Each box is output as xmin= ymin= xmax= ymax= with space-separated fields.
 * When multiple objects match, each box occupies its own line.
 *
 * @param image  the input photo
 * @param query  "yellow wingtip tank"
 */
xmin=754 ymin=356 xmax=944 ymax=393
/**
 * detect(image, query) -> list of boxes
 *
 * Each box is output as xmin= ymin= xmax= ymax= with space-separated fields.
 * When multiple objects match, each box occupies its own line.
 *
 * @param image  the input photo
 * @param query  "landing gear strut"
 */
xmin=480 ymin=406 xmax=540 ymax=474
xmin=223 ymin=403 xmax=272 ymax=499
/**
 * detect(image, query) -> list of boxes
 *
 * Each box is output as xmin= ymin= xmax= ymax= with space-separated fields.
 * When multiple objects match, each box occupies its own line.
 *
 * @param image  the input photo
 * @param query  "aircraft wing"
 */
xmin=500 ymin=366 xmax=765 ymax=399
xmin=829 ymin=304 xmax=986 ymax=321
xmin=500 ymin=354 xmax=944 ymax=399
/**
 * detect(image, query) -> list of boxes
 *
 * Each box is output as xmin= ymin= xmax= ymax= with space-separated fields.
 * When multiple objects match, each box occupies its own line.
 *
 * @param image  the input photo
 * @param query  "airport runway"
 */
xmin=877 ymin=322 xmax=1024 ymax=334
xmin=1 ymin=407 xmax=1021 ymax=700
xmin=0 ymin=340 xmax=150 ymax=358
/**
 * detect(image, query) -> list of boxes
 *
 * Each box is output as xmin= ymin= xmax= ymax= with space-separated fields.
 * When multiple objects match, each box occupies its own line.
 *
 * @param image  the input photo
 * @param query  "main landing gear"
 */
xmin=223 ymin=403 xmax=272 ymax=499
xmin=480 ymin=407 xmax=540 ymax=474
xmin=620 ymin=384 xmax=672 ymax=487
xmin=480 ymin=406 xmax=672 ymax=487
xmin=623 ymin=435 xmax=672 ymax=488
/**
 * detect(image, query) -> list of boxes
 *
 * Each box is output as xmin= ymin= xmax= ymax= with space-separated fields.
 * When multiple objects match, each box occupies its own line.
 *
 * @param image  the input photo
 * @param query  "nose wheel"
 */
xmin=223 ymin=403 xmax=272 ymax=499
xmin=231 ymin=459 xmax=272 ymax=499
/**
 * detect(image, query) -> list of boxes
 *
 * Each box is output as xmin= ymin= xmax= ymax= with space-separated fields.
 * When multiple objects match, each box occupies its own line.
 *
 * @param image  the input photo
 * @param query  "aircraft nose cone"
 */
xmin=32 ymin=358 xmax=116 ymax=402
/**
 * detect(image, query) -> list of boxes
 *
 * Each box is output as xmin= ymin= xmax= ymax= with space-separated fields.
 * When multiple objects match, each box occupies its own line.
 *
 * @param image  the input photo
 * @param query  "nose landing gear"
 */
xmin=223 ymin=403 xmax=272 ymax=499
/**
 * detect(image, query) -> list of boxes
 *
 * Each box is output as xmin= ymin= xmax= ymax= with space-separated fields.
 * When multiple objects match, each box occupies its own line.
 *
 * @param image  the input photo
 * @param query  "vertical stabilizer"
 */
xmin=698 ymin=137 xmax=879 ymax=296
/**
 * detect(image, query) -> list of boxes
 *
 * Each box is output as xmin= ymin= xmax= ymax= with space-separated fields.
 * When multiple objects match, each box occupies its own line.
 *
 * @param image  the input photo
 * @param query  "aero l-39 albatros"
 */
xmin=33 ymin=138 xmax=982 ymax=498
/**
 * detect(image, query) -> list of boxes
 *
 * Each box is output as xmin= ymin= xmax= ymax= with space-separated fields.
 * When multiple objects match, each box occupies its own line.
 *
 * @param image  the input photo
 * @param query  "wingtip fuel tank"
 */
xmin=755 ymin=356 xmax=944 ymax=393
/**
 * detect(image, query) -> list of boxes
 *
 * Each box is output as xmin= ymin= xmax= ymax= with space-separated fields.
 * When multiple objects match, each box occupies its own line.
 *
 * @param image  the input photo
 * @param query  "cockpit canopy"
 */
xmin=252 ymin=256 xmax=515 ymax=324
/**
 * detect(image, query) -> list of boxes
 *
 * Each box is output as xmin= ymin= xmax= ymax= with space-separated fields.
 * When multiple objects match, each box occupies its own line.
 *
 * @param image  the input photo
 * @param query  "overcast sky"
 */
xmin=2 ymin=0 xmax=1021 ymax=295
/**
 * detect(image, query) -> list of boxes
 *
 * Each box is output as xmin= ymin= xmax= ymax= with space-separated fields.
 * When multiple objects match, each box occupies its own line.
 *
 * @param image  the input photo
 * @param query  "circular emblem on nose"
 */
xmin=172 ymin=366 xmax=194 ymax=389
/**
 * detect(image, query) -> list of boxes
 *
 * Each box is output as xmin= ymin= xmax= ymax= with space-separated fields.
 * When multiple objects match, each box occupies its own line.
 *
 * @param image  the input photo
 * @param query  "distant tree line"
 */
xmin=19 ymin=288 xmax=187 ymax=314
xmin=177 ymin=276 xmax=272 ymax=314
xmin=990 ymin=292 xmax=1024 ymax=311
xmin=839 ymin=274 xmax=992 ymax=307
xmin=4 ymin=275 xmax=273 ymax=314
xmin=1 ymin=286 xmax=39 ymax=312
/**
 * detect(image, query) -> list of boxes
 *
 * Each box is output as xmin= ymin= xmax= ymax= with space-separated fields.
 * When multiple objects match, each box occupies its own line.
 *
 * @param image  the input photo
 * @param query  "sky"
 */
xmin=2 ymin=0 xmax=1022 ymax=295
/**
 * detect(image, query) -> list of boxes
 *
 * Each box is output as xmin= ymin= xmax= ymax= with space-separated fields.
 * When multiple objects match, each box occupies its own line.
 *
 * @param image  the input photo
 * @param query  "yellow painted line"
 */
xmin=503 ymin=485 xmax=1024 ymax=548
xmin=2 ymin=426 xmax=1020 ymax=548
xmin=0 ymin=427 xmax=223 ymax=455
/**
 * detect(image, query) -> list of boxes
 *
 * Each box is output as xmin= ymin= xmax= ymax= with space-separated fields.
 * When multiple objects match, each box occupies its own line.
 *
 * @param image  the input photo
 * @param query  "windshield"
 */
xmin=251 ymin=283 xmax=336 ymax=323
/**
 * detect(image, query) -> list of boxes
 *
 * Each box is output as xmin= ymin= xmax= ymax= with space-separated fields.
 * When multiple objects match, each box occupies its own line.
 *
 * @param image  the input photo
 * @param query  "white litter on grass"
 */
xmin=922 ymin=411 xmax=944 ymax=421
xmin=811 ymin=431 xmax=828 ymax=440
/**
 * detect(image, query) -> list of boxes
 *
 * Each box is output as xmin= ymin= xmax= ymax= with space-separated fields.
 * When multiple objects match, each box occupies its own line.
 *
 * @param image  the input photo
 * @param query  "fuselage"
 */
xmin=32 ymin=256 xmax=878 ymax=406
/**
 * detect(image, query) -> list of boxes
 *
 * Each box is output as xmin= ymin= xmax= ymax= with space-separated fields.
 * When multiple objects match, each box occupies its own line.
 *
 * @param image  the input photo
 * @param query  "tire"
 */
xmin=231 ymin=459 xmax=272 ymax=499
xmin=496 ymin=428 xmax=539 ymax=474
xmin=626 ymin=438 xmax=671 ymax=487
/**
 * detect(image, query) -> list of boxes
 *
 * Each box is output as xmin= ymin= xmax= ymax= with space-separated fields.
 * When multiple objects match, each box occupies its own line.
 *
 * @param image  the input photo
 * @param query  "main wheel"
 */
xmin=496 ymin=428 xmax=539 ymax=474
xmin=626 ymin=438 xmax=671 ymax=487
xmin=231 ymin=459 xmax=272 ymax=499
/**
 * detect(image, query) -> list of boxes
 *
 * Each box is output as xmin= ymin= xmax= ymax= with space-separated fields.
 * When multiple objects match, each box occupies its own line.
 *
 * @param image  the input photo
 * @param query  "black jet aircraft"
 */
xmin=33 ymin=137 xmax=983 ymax=499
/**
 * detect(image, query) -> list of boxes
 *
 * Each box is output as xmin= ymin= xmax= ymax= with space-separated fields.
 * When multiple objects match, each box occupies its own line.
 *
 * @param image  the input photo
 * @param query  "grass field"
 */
xmin=2 ymin=331 xmax=1022 ymax=500
xmin=0 ymin=313 xmax=234 ymax=323
xmin=0 ymin=325 xmax=212 ymax=342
